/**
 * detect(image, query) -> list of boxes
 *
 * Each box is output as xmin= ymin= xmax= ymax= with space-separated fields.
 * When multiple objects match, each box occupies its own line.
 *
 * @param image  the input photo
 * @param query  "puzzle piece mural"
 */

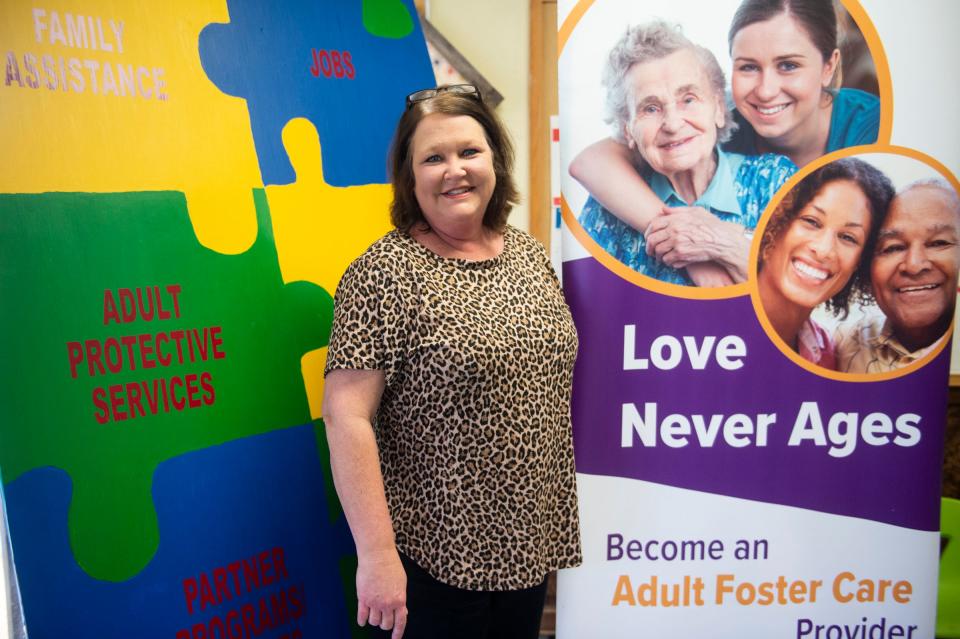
xmin=2 ymin=0 xmax=437 ymax=633
xmin=198 ymin=0 xmax=435 ymax=187
xmin=0 ymin=190 xmax=332 ymax=582
xmin=4 ymin=425 xmax=356 ymax=639
xmin=0 ymin=0 xmax=263 ymax=254
xmin=266 ymin=118 xmax=395 ymax=418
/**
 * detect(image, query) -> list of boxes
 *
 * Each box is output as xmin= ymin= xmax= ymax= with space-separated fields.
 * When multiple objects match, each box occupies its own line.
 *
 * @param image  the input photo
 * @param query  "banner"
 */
xmin=0 ymin=1 xmax=434 ymax=637
xmin=557 ymin=1 xmax=959 ymax=637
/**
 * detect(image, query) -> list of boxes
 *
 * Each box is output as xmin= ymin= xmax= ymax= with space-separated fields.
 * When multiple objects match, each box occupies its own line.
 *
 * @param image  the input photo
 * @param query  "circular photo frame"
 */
xmin=749 ymin=145 xmax=960 ymax=381
xmin=559 ymin=0 xmax=891 ymax=300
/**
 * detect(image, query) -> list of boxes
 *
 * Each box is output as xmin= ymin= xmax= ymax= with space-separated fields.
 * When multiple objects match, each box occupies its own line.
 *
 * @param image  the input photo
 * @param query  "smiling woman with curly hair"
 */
xmin=758 ymin=157 xmax=894 ymax=368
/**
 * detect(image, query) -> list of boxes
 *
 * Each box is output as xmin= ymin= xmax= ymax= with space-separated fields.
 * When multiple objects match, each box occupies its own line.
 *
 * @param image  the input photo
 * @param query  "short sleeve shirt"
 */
xmin=578 ymin=149 xmax=796 ymax=285
xmin=835 ymin=317 xmax=941 ymax=373
xmin=325 ymin=226 xmax=582 ymax=590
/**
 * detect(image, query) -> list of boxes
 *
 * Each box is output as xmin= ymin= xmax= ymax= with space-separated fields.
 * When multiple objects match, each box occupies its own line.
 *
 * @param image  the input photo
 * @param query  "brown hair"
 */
xmin=388 ymin=90 xmax=520 ymax=233
xmin=759 ymin=157 xmax=895 ymax=317
xmin=728 ymin=0 xmax=842 ymax=90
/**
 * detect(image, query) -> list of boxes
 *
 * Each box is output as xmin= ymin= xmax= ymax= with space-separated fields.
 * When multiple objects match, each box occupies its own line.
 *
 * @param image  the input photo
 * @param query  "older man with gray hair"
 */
xmin=837 ymin=178 xmax=960 ymax=372
xmin=576 ymin=20 xmax=796 ymax=287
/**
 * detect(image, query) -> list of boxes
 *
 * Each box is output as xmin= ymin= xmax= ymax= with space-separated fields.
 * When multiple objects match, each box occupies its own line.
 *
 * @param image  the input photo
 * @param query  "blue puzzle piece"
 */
xmin=199 ymin=0 xmax=435 ymax=187
xmin=5 ymin=425 xmax=356 ymax=639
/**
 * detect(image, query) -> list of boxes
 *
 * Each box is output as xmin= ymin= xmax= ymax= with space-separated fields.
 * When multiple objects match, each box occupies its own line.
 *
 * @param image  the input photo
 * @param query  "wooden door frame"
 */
xmin=528 ymin=0 xmax=557 ymax=247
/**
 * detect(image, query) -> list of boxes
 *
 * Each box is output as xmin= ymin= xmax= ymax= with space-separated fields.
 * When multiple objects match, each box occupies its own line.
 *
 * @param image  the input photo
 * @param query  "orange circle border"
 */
xmin=559 ymin=0 xmax=895 ymax=302
xmin=746 ymin=144 xmax=960 ymax=383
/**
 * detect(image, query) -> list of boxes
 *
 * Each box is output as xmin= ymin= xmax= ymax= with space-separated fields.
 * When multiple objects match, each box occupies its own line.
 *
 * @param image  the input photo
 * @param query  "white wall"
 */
xmin=427 ymin=0 xmax=532 ymax=232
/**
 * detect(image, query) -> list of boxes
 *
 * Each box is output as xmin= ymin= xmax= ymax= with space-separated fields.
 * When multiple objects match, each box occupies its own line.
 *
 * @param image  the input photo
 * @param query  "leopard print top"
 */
xmin=325 ymin=225 xmax=582 ymax=590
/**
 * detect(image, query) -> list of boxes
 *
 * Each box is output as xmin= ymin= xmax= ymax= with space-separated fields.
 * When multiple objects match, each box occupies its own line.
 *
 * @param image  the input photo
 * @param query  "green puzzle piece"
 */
xmin=362 ymin=0 xmax=415 ymax=39
xmin=0 ymin=190 xmax=333 ymax=581
xmin=940 ymin=497 xmax=960 ymax=637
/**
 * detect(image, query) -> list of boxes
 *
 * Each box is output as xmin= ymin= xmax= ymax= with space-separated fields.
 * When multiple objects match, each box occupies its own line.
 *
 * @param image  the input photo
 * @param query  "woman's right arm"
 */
xmin=568 ymin=137 xmax=666 ymax=231
xmin=323 ymin=368 xmax=407 ymax=639
xmin=686 ymin=262 xmax=736 ymax=287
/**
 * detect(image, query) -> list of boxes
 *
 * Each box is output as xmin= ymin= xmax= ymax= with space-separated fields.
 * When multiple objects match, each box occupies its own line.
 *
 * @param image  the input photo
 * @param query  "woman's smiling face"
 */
xmin=762 ymin=179 xmax=872 ymax=312
xmin=730 ymin=12 xmax=838 ymax=147
xmin=410 ymin=113 xmax=496 ymax=230
xmin=622 ymin=48 xmax=724 ymax=187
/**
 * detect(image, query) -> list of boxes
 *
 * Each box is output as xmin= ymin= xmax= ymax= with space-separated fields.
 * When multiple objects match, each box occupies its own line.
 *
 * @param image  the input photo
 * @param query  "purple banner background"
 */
xmin=565 ymin=257 xmax=947 ymax=532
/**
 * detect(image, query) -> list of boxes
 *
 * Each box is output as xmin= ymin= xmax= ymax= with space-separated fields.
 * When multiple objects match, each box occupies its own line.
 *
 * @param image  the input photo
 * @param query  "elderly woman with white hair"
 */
xmin=577 ymin=20 xmax=796 ymax=287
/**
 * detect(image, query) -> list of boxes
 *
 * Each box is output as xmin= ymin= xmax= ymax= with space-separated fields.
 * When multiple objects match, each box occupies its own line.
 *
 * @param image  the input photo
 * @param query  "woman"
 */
xmin=578 ymin=20 xmax=795 ymax=287
xmin=570 ymin=0 xmax=879 ymax=284
xmin=322 ymin=85 xmax=581 ymax=639
xmin=727 ymin=0 xmax=879 ymax=167
xmin=757 ymin=157 xmax=893 ymax=368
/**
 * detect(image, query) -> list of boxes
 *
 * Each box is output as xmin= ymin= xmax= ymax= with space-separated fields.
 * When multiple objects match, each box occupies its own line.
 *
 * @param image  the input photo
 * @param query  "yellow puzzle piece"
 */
xmin=266 ymin=117 xmax=394 ymax=418
xmin=0 ymin=0 xmax=262 ymax=254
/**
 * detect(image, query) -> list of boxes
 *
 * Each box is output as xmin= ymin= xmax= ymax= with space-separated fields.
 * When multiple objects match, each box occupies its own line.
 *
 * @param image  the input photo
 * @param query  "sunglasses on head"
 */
xmin=405 ymin=84 xmax=482 ymax=109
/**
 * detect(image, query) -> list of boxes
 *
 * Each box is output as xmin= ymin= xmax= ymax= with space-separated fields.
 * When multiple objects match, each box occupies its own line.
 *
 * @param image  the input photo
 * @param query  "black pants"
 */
xmin=367 ymin=553 xmax=548 ymax=639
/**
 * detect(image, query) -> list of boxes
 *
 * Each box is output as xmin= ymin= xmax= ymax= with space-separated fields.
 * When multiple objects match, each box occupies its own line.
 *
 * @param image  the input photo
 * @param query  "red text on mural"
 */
xmin=309 ymin=48 xmax=355 ymax=79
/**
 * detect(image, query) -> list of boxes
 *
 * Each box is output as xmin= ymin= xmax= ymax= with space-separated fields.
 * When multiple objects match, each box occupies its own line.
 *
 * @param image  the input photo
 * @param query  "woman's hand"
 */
xmin=644 ymin=206 xmax=751 ymax=282
xmin=644 ymin=206 xmax=729 ymax=264
xmin=357 ymin=548 xmax=408 ymax=638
